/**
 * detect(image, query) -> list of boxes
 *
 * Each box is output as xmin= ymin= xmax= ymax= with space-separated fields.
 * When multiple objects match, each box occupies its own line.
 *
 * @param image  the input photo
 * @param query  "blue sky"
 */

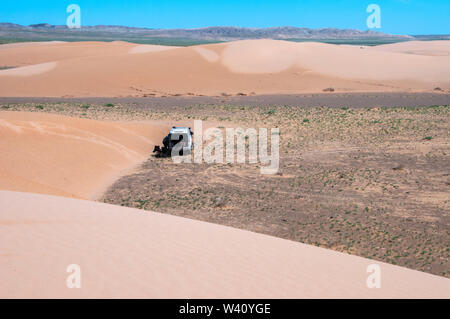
xmin=1 ymin=0 xmax=449 ymax=34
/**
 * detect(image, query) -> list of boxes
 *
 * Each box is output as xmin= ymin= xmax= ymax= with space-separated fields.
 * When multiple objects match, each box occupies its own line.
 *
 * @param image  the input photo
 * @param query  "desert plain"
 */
xmin=0 ymin=39 xmax=449 ymax=298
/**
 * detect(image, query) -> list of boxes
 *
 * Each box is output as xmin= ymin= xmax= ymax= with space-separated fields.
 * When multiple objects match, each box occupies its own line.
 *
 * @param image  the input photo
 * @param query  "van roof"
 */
xmin=170 ymin=127 xmax=191 ymax=134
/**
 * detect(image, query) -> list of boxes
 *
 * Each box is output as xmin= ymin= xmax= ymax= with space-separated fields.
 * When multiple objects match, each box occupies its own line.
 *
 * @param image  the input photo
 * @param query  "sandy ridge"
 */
xmin=0 ymin=111 xmax=169 ymax=199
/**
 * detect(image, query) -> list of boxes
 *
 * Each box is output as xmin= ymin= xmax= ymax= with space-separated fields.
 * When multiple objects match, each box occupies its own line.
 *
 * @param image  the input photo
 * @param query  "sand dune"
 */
xmin=0 ymin=39 xmax=449 ymax=97
xmin=0 ymin=112 xmax=169 ymax=199
xmin=129 ymin=44 xmax=178 ymax=54
xmin=0 ymin=61 xmax=57 ymax=76
xmin=371 ymin=40 xmax=450 ymax=56
xmin=1 ymin=190 xmax=449 ymax=298
xmin=0 ymin=41 xmax=66 ymax=50
xmin=0 ymin=41 xmax=134 ymax=67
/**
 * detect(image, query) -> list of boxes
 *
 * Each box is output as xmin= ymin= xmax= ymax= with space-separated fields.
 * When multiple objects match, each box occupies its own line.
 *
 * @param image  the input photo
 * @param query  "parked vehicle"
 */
xmin=153 ymin=126 xmax=193 ymax=157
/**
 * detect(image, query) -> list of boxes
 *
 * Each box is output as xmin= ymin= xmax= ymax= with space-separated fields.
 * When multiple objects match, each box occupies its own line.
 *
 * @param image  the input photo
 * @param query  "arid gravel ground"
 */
xmin=2 ymin=99 xmax=449 ymax=278
xmin=1 ymin=92 xmax=450 ymax=108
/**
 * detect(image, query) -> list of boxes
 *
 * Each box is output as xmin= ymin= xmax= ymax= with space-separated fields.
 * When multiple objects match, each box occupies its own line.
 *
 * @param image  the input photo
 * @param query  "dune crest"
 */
xmin=0 ymin=62 xmax=57 ymax=77
xmin=220 ymin=40 xmax=450 ymax=83
xmin=193 ymin=47 xmax=220 ymax=63
xmin=0 ymin=41 xmax=66 ymax=50
xmin=371 ymin=40 xmax=450 ymax=56
xmin=221 ymin=39 xmax=300 ymax=73
xmin=128 ymin=44 xmax=178 ymax=54
xmin=0 ymin=112 xmax=169 ymax=199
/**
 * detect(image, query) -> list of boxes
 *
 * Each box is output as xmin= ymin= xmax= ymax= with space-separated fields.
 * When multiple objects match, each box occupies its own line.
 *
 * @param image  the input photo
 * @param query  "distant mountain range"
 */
xmin=2 ymin=23 xmax=447 ymax=46
xmin=0 ymin=23 xmax=413 ymax=39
